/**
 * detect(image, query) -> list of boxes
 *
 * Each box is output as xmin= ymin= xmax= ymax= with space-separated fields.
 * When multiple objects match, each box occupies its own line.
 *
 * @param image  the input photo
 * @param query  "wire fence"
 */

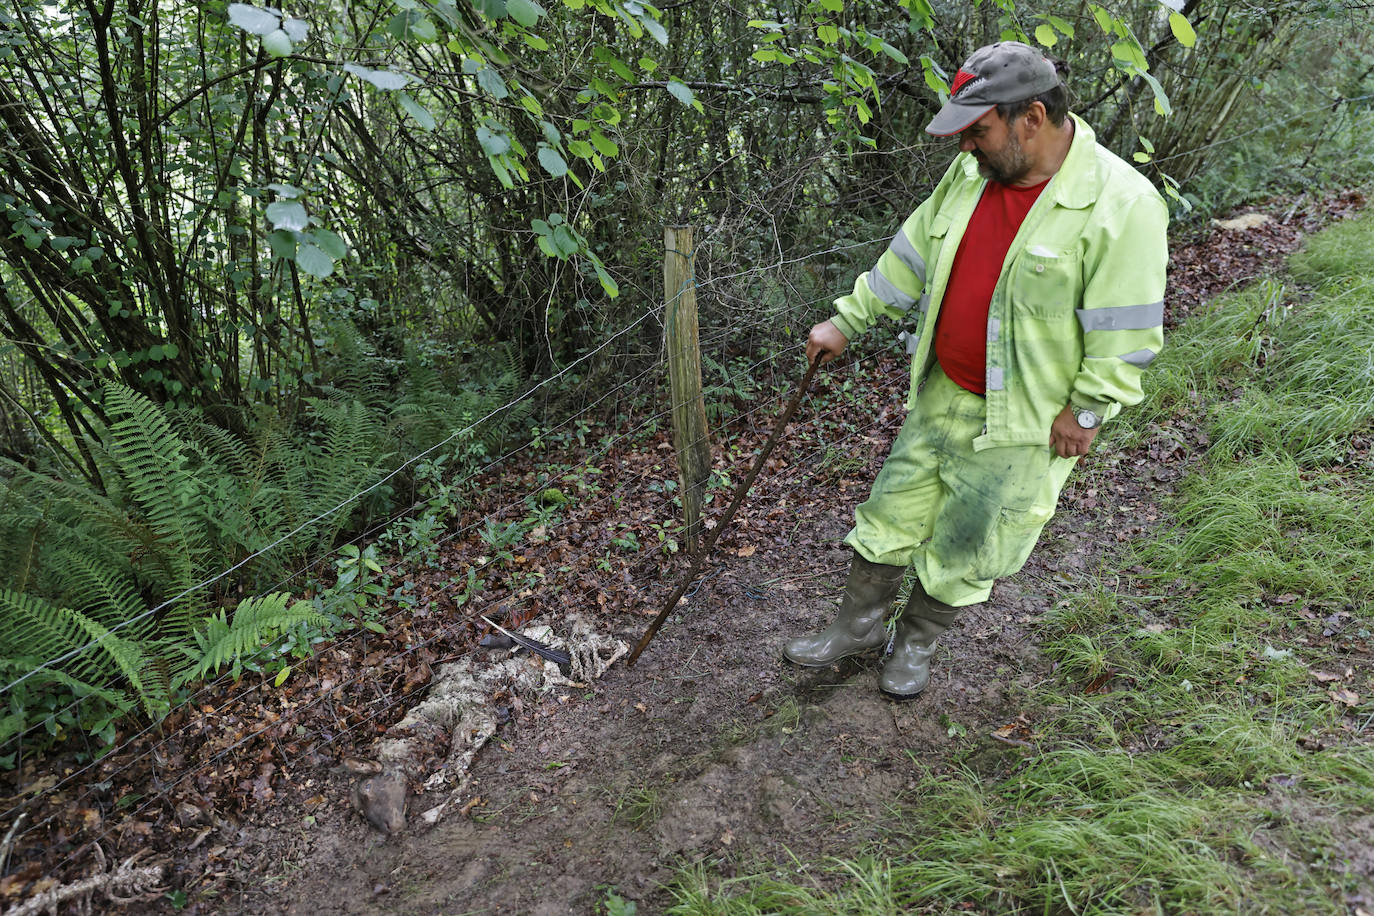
xmin=0 ymin=220 xmax=910 ymax=879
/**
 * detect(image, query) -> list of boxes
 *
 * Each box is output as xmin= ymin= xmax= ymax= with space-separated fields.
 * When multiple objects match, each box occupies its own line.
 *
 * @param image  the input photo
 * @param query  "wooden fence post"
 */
xmin=663 ymin=225 xmax=712 ymax=554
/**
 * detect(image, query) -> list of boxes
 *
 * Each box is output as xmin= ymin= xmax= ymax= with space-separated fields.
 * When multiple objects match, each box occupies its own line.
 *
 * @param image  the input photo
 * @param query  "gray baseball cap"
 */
xmin=926 ymin=42 xmax=1062 ymax=137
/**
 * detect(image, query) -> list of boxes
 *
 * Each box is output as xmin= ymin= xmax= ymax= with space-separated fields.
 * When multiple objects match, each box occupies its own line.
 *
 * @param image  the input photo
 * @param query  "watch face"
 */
xmin=1076 ymin=409 xmax=1099 ymax=429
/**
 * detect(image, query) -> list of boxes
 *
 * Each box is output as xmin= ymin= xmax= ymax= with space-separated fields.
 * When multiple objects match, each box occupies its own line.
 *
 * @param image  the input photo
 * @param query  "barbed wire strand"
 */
xmin=24 ymin=352 xmax=909 ymax=866
xmin=0 ymin=300 xmax=860 ymax=824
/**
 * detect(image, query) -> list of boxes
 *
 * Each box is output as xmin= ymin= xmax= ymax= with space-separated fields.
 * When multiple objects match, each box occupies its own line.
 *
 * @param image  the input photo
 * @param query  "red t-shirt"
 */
xmin=935 ymin=178 xmax=1050 ymax=395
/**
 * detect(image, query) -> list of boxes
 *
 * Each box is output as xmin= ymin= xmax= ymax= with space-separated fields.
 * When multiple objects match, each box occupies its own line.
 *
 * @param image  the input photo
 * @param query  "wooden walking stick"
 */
xmin=626 ymin=351 xmax=826 ymax=666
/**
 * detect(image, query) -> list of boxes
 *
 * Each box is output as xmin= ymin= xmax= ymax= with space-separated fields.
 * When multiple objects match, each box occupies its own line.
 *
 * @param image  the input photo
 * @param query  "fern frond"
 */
xmin=181 ymin=593 xmax=324 ymax=683
xmin=49 ymin=549 xmax=152 ymax=640
xmin=0 ymin=458 xmax=151 ymax=585
xmin=0 ymin=589 xmax=166 ymax=717
xmin=100 ymin=385 xmax=205 ymax=590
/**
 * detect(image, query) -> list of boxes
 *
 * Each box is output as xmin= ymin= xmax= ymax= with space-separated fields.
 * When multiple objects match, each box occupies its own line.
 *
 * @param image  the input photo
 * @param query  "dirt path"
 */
xmin=250 ymin=413 xmax=1178 ymax=915
xmin=271 ymin=526 xmax=1049 ymax=915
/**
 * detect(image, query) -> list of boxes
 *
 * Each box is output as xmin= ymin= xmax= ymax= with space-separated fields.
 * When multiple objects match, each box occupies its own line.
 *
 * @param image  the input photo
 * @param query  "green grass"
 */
xmin=664 ymin=212 xmax=1374 ymax=914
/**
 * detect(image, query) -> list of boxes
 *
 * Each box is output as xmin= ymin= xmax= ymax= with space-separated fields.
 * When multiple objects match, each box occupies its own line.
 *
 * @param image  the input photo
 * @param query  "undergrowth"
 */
xmin=0 ymin=324 xmax=526 ymax=766
xmin=664 ymin=214 xmax=1374 ymax=910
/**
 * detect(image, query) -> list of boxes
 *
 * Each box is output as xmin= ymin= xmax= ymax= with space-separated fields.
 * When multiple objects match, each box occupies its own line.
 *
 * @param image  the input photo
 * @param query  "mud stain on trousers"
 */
xmin=845 ymin=364 xmax=1078 ymax=607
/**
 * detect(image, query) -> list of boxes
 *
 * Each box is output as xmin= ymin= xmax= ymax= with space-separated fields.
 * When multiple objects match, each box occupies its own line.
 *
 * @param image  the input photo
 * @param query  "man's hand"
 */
xmin=1049 ymin=405 xmax=1099 ymax=459
xmin=807 ymin=319 xmax=849 ymax=365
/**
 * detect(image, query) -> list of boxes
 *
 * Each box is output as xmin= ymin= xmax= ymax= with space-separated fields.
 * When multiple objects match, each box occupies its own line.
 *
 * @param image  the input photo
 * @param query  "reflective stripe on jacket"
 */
xmin=829 ymin=114 xmax=1168 ymax=451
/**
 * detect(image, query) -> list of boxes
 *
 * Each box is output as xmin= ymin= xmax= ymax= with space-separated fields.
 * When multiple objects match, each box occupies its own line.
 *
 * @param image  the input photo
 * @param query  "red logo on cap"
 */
xmin=950 ymin=69 xmax=978 ymax=95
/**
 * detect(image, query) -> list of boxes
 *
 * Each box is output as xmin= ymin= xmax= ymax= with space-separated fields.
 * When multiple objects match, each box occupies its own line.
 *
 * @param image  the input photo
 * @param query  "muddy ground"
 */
xmin=262 ymin=439 xmax=1140 ymax=916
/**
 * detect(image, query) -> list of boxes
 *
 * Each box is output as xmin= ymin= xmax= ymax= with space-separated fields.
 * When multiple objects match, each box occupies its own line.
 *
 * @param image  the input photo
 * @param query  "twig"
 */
xmin=0 ymin=811 xmax=25 ymax=876
xmin=3 ymin=849 xmax=166 ymax=916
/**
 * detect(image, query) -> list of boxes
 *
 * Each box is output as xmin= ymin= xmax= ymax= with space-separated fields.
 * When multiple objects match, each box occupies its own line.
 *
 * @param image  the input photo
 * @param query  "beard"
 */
xmin=974 ymin=129 xmax=1032 ymax=184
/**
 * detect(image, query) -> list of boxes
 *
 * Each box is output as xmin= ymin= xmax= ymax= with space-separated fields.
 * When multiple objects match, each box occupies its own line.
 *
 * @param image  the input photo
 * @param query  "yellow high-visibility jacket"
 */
xmin=830 ymin=114 xmax=1168 ymax=451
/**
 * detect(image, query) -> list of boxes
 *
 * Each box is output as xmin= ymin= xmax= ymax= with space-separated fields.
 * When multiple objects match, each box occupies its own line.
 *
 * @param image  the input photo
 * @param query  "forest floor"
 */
xmin=2 ymin=191 xmax=1368 ymax=916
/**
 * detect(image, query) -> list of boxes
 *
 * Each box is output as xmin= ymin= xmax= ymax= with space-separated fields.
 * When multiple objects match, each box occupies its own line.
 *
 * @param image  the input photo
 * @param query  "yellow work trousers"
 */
xmin=845 ymin=364 xmax=1078 ymax=607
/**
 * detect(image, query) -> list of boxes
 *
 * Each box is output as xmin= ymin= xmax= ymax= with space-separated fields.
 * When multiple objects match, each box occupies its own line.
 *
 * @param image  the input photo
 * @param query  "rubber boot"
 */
xmin=783 ymin=553 xmax=906 ymax=667
xmin=880 ymin=581 xmax=961 ymax=700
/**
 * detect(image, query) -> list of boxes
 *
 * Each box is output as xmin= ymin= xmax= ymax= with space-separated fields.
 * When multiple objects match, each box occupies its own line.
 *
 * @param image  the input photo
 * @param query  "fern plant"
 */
xmin=178 ymin=593 xmax=325 ymax=684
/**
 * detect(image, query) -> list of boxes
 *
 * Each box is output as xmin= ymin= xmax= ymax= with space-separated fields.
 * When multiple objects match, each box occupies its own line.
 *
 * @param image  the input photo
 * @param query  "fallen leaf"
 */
xmin=1330 ymin=689 xmax=1360 ymax=707
xmin=736 ymin=545 xmax=756 ymax=557
xmin=1310 ymin=670 xmax=1341 ymax=683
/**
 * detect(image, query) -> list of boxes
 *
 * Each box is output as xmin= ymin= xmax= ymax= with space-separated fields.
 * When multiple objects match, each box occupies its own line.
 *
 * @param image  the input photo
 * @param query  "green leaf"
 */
xmin=520 ymin=94 xmax=544 ymax=116
xmin=1091 ymin=5 xmax=1113 ymax=33
xmin=590 ymin=131 xmax=618 ymax=157
xmin=639 ymin=14 xmax=667 ymax=45
xmin=1169 ymin=11 xmax=1196 ymax=47
xmin=1111 ymin=40 xmax=1147 ymax=71
xmin=265 ymin=201 xmax=308 ymax=231
xmin=341 ymin=63 xmax=413 ymax=90
xmin=551 ymin=225 xmax=579 ymax=256
xmin=489 ymin=156 xmax=514 ymax=189
xmin=411 ymin=15 xmax=439 ymax=41
xmin=594 ymin=262 xmax=619 ymax=298
xmin=1137 ymin=70 xmax=1172 ymax=116
xmin=296 ymin=244 xmax=334 ymax=278
xmin=594 ymin=47 xmax=634 ymax=81
xmin=506 ymin=0 xmax=544 ymax=26
xmin=274 ymin=666 xmax=291 ymax=687
xmin=1132 ymin=151 xmax=1151 ymax=163
xmin=268 ymin=229 xmax=298 ymax=259
xmin=1139 ymin=136 xmax=1155 ymax=153
xmin=310 ymin=228 xmax=348 ymax=258
xmin=638 ymin=56 xmax=658 ymax=73
xmin=476 ymin=125 xmax=511 ymax=156
xmin=1047 ymin=15 xmax=1074 ymax=38
xmin=472 ymin=0 xmax=506 ymax=19
xmin=879 ymin=41 xmax=908 ymax=64
xmin=267 ymin=182 xmax=304 ymax=199
xmin=398 ymin=92 xmax=437 ymax=129
xmin=1034 ymin=23 xmax=1057 ymax=47
xmin=665 ymin=80 xmax=694 ymax=107
xmin=817 ymin=24 xmax=839 ymax=44
xmin=538 ymin=145 xmax=569 ymax=177
xmin=477 ymin=67 xmax=509 ymax=99
xmin=227 ymin=3 xmax=279 ymax=36
xmin=818 ymin=0 xmax=843 ymax=11
xmin=388 ymin=11 xmax=438 ymax=41
xmin=261 ymin=29 xmax=293 ymax=57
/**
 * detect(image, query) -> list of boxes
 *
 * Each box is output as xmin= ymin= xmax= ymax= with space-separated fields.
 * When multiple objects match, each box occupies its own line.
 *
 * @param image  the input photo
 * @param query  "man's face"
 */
xmin=958 ymin=109 xmax=1030 ymax=185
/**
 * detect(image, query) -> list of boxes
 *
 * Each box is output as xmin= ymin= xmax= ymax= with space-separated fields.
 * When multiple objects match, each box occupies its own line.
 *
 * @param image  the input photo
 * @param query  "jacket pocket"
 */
xmin=1009 ymin=248 xmax=1080 ymax=319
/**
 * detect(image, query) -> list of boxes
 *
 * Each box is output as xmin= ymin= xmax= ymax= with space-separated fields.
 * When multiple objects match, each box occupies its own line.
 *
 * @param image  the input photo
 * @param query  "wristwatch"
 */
xmin=1073 ymin=406 xmax=1102 ymax=430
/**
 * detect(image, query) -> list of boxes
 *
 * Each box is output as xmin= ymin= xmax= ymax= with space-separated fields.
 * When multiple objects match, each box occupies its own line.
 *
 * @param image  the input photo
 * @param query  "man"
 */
xmin=783 ymin=41 xmax=1168 ymax=699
